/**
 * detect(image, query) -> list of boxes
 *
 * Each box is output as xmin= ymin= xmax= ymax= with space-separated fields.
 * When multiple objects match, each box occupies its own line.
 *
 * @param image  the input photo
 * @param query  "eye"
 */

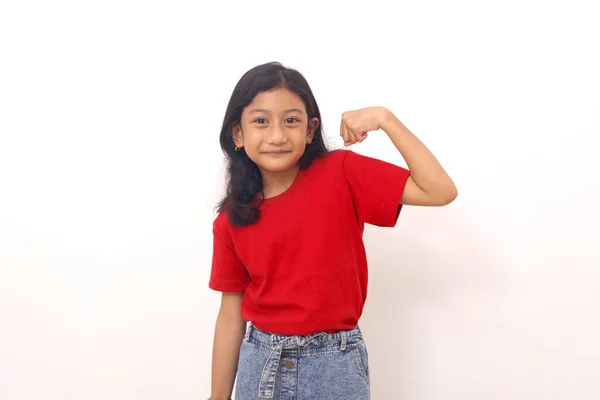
xmin=253 ymin=118 xmax=267 ymax=124
xmin=285 ymin=117 xmax=299 ymax=124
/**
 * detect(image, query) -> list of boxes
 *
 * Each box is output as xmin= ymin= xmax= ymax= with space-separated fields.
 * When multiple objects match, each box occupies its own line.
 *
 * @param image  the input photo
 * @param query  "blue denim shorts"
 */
xmin=235 ymin=322 xmax=370 ymax=399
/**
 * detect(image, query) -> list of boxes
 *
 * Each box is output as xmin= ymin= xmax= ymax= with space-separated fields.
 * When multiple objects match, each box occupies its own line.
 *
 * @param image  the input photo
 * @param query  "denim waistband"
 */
xmin=245 ymin=323 xmax=363 ymax=348
xmin=244 ymin=323 xmax=363 ymax=398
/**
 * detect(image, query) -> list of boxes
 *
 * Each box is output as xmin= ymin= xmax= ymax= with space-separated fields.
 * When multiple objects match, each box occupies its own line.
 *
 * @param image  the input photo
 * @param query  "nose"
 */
xmin=266 ymin=125 xmax=288 ymax=145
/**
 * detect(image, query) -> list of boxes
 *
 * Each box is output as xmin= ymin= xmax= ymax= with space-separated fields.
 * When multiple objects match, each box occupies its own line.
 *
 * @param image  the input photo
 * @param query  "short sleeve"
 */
xmin=209 ymin=226 xmax=251 ymax=292
xmin=342 ymin=150 xmax=411 ymax=227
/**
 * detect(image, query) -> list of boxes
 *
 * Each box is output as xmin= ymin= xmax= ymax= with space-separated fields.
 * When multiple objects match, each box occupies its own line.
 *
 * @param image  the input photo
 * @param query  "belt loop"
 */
xmin=340 ymin=330 xmax=347 ymax=351
xmin=244 ymin=322 xmax=251 ymax=341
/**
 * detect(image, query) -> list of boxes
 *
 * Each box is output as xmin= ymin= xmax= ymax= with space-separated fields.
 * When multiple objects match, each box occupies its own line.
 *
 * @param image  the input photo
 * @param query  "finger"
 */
xmin=357 ymin=123 xmax=375 ymax=143
xmin=355 ymin=125 xmax=368 ymax=142
xmin=346 ymin=126 xmax=359 ymax=146
xmin=340 ymin=119 xmax=351 ymax=145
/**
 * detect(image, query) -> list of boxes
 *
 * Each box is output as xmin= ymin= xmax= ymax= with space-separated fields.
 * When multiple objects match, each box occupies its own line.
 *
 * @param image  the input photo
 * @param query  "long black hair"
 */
xmin=216 ymin=62 xmax=330 ymax=227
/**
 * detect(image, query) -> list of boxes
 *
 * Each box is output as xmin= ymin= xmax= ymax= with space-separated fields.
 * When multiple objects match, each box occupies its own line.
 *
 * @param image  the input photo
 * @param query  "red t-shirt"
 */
xmin=209 ymin=149 xmax=410 ymax=335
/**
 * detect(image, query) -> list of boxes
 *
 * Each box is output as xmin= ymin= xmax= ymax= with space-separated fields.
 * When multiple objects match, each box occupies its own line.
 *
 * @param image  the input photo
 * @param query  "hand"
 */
xmin=340 ymin=106 xmax=388 ymax=146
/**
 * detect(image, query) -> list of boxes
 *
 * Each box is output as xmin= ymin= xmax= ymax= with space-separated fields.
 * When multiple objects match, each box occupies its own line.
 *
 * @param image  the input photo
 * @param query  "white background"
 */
xmin=1 ymin=1 xmax=599 ymax=399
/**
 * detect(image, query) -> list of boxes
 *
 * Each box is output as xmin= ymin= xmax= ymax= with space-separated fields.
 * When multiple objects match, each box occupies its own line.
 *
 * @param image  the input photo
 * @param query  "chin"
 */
xmin=258 ymin=162 xmax=295 ymax=173
xmin=256 ymin=155 xmax=300 ymax=173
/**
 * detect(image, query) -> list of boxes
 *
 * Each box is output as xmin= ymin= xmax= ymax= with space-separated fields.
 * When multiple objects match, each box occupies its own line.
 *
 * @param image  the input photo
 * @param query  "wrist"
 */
xmin=378 ymin=106 xmax=394 ymax=130
xmin=380 ymin=108 xmax=407 ymax=137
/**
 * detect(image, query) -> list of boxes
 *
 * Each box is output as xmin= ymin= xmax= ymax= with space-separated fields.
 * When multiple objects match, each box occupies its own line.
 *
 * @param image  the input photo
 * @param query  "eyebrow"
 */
xmin=248 ymin=108 xmax=304 ymax=114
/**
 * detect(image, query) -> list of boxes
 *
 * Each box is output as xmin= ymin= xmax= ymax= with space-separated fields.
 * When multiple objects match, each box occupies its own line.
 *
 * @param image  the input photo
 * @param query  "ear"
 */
xmin=306 ymin=117 xmax=320 ymax=144
xmin=231 ymin=124 xmax=244 ymax=149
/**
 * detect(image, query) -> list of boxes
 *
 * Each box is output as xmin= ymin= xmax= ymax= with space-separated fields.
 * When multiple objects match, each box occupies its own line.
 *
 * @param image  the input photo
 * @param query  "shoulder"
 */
xmin=213 ymin=209 xmax=233 ymax=238
xmin=324 ymin=149 xmax=351 ymax=162
xmin=302 ymin=149 xmax=376 ymax=182
xmin=310 ymin=149 xmax=353 ymax=170
xmin=311 ymin=149 xmax=379 ymax=172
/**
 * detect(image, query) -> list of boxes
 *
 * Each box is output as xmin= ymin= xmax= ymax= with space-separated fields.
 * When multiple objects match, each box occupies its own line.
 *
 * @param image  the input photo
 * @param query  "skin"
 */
xmin=210 ymin=88 xmax=458 ymax=399
xmin=232 ymin=87 xmax=457 ymax=205
xmin=340 ymin=105 xmax=458 ymax=206
xmin=231 ymin=87 xmax=319 ymax=199
xmin=210 ymin=293 xmax=245 ymax=400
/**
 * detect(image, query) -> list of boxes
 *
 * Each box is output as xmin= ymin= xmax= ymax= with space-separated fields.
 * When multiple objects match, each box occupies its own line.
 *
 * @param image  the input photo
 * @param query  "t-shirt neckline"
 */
xmin=259 ymin=167 xmax=308 ymax=207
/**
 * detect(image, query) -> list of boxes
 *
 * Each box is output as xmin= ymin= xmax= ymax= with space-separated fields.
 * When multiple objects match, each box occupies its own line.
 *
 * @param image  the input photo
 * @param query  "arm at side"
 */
xmin=210 ymin=292 xmax=246 ymax=400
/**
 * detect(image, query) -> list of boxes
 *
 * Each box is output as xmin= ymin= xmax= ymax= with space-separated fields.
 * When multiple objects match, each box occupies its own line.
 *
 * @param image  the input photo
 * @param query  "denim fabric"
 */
xmin=235 ymin=323 xmax=370 ymax=399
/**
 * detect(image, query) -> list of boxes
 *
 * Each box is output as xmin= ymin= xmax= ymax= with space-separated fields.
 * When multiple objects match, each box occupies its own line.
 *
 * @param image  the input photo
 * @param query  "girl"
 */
xmin=208 ymin=62 xmax=457 ymax=400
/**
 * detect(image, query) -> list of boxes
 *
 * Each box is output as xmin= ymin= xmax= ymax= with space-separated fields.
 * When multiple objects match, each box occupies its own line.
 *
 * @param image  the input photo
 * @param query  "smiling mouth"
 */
xmin=262 ymin=150 xmax=291 ymax=155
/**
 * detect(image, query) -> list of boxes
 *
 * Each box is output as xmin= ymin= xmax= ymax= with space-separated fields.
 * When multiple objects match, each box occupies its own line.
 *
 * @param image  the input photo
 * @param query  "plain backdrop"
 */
xmin=1 ymin=1 xmax=599 ymax=399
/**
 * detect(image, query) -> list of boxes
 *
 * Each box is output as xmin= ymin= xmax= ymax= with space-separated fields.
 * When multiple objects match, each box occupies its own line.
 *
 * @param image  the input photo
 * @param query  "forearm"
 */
xmin=380 ymin=108 xmax=457 ymax=204
xmin=210 ymin=313 xmax=246 ymax=400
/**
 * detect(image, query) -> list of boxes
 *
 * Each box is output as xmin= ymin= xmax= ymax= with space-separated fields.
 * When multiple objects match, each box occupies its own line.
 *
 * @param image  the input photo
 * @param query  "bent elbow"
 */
xmin=447 ymin=185 xmax=458 ymax=204
xmin=436 ymin=185 xmax=458 ymax=206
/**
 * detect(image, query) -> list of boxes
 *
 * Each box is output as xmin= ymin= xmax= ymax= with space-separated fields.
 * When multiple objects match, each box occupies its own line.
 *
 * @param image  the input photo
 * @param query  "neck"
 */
xmin=260 ymin=165 xmax=299 ymax=199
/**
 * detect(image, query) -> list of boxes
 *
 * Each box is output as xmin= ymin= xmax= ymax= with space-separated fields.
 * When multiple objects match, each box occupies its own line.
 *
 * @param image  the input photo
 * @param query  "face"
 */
xmin=232 ymin=87 xmax=319 ymax=174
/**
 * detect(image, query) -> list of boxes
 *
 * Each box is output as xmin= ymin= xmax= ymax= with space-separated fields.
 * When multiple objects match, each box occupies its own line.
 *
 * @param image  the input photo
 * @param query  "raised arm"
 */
xmin=340 ymin=106 xmax=458 ymax=206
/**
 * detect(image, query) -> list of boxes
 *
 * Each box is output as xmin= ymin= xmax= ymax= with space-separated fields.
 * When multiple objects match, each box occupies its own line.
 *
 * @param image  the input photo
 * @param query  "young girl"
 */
xmin=208 ymin=62 xmax=457 ymax=400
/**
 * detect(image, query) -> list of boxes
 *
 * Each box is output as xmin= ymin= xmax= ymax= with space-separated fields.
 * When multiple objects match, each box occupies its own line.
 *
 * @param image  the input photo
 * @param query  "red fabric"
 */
xmin=209 ymin=149 xmax=411 ymax=335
